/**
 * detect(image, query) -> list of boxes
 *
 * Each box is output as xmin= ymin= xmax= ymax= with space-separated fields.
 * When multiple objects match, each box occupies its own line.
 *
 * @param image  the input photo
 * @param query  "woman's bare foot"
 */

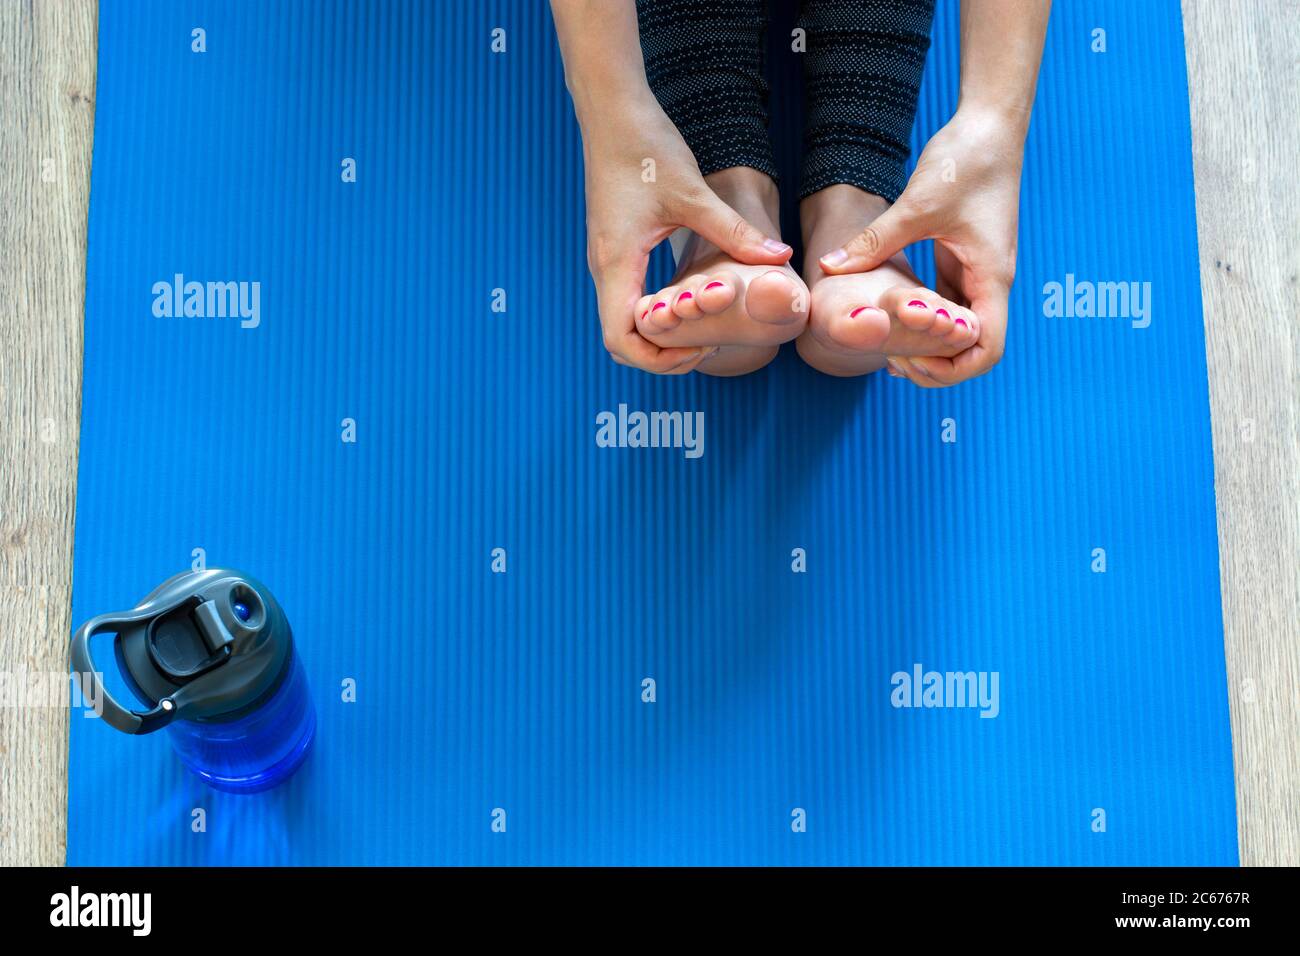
xmin=636 ymin=168 xmax=808 ymax=376
xmin=797 ymin=185 xmax=979 ymax=377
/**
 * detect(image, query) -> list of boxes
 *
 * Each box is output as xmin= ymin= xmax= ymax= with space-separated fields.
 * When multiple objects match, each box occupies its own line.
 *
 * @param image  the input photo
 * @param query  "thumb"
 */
xmin=818 ymin=201 xmax=924 ymax=274
xmin=681 ymin=192 xmax=792 ymax=265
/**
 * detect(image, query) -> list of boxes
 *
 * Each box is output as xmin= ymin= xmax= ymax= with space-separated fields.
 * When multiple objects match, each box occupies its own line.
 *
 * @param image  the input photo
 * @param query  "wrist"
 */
xmin=575 ymin=94 xmax=675 ymax=160
xmin=953 ymin=98 xmax=1033 ymax=145
xmin=568 ymin=75 xmax=661 ymax=129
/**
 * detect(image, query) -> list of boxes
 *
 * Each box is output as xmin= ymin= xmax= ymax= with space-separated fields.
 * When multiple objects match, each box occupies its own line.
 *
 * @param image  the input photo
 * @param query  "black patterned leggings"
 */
xmin=636 ymin=0 xmax=935 ymax=202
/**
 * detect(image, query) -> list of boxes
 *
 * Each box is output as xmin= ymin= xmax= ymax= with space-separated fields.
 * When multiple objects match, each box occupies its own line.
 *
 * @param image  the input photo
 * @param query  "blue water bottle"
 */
xmin=71 ymin=569 xmax=315 ymax=793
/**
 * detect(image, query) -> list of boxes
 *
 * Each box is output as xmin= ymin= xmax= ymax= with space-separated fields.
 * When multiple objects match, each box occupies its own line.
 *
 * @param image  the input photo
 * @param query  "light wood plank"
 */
xmin=1183 ymin=0 xmax=1300 ymax=867
xmin=0 ymin=0 xmax=96 ymax=867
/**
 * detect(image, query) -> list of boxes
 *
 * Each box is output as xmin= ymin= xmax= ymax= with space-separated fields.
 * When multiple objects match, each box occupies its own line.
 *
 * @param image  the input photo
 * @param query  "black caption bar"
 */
xmin=0 ymin=866 xmax=1285 ymax=941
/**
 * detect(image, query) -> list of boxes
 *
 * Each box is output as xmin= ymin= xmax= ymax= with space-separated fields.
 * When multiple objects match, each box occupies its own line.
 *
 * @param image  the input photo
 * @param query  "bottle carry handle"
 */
xmin=71 ymin=603 xmax=188 ymax=735
xmin=72 ymin=570 xmax=288 ymax=734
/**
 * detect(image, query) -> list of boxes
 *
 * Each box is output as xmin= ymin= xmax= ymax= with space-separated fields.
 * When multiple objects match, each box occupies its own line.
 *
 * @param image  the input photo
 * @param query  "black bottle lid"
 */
xmin=71 ymin=569 xmax=293 ymax=734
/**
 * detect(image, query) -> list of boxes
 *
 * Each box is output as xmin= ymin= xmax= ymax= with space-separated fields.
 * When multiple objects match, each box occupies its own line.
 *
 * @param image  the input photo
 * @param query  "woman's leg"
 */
xmin=798 ymin=0 xmax=934 ymax=203
xmin=794 ymin=0 xmax=981 ymax=375
xmin=635 ymin=0 xmax=809 ymax=375
xmin=637 ymin=0 xmax=778 ymax=183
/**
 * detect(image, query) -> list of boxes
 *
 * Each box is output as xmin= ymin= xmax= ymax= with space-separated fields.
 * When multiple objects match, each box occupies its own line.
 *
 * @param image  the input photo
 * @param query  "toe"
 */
xmin=672 ymin=285 xmax=704 ymax=321
xmin=745 ymin=270 xmax=807 ymax=326
xmin=696 ymin=273 xmax=739 ymax=315
xmin=826 ymin=304 xmax=890 ymax=353
xmin=942 ymin=308 xmax=978 ymax=347
xmin=883 ymin=287 xmax=940 ymax=333
xmin=930 ymin=305 xmax=956 ymax=338
xmin=634 ymin=294 xmax=655 ymax=327
xmin=639 ymin=289 xmax=681 ymax=334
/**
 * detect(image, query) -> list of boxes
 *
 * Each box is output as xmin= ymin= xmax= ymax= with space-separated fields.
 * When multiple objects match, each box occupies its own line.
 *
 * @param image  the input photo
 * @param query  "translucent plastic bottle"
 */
xmin=71 ymin=569 xmax=315 ymax=793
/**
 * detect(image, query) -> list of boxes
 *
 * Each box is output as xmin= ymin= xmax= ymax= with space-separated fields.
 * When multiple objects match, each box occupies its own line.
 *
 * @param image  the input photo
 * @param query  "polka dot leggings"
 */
xmin=636 ymin=0 xmax=935 ymax=202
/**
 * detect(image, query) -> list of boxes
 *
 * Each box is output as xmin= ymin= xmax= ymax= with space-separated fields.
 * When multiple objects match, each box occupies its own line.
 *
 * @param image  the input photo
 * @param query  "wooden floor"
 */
xmin=1 ymin=0 xmax=1295 ymax=866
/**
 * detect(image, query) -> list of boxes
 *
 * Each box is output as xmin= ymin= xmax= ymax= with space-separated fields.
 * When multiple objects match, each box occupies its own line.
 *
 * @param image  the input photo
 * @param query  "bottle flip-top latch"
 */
xmin=193 ymin=600 xmax=235 ymax=654
xmin=146 ymin=598 xmax=233 ymax=681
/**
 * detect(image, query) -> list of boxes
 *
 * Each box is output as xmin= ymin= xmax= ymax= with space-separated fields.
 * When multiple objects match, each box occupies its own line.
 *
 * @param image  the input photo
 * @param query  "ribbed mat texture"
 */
xmin=68 ymin=0 xmax=1236 ymax=864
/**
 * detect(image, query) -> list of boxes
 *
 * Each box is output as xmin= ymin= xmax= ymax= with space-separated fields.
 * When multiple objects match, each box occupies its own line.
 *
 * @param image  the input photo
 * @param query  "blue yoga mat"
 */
xmin=69 ymin=0 xmax=1237 ymax=865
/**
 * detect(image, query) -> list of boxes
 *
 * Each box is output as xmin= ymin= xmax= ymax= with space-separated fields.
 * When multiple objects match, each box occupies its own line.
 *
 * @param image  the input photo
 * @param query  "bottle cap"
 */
xmin=71 ymin=569 xmax=293 ymax=734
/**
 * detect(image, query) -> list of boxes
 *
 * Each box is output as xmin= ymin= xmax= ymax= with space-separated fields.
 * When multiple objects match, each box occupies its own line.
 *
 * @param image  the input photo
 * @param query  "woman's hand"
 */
xmin=579 ymin=93 xmax=793 ymax=373
xmin=818 ymin=106 xmax=1027 ymax=386
xmin=551 ymin=0 xmax=791 ymax=374
xmin=817 ymin=0 xmax=1049 ymax=387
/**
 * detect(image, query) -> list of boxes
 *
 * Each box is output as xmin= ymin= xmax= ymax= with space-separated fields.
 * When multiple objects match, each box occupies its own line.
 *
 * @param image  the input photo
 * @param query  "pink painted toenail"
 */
xmin=850 ymin=307 xmax=867 ymax=318
xmin=704 ymin=281 xmax=725 ymax=290
xmin=677 ymin=291 xmax=693 ymax=302
xmin=652 ymin=302 xmax=667 ymax=311
xmin=907 ymin=300 xmax=927 ymax=309
xmin=640 ymin=310 xmax=648 ymax=320
xmin=955 ymin=317 xmax=968 ymax=328
xmin=936 ymin=308 xmax=950 ymax=319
